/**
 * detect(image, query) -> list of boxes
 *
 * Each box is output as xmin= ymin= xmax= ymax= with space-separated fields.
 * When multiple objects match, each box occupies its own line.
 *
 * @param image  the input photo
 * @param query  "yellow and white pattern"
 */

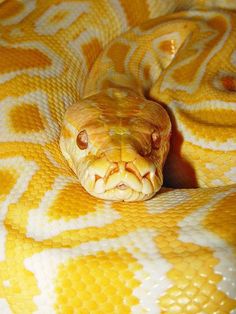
xmin=0 ymin=0 xmax=236 ymax=313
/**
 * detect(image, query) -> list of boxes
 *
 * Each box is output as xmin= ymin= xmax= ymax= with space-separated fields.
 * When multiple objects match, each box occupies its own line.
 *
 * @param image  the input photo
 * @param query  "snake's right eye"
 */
xmin=76 ymin=130 xmax=88 ymax=150
xmin=151 ymin=130 xmax=161 ymax=150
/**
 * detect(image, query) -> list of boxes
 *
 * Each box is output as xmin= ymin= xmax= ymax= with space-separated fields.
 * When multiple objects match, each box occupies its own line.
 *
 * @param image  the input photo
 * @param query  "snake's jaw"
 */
xmin=81 ymin=155 xmax=164 ymax=202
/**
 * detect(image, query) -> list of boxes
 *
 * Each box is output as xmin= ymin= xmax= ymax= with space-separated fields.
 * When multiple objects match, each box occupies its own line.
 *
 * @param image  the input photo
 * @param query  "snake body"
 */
xmin=0 ymin=0 xmax=236 ymax=313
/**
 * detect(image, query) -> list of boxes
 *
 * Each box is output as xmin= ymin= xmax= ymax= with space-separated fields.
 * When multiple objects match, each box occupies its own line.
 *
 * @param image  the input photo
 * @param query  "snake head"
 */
xmin=60 ymin=88 xmax=171 ymax=201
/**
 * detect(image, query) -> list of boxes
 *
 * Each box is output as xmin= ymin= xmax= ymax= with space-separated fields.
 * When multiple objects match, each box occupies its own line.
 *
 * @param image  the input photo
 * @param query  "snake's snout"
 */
xmin=83 ymin=155 xmax=162 ymax=201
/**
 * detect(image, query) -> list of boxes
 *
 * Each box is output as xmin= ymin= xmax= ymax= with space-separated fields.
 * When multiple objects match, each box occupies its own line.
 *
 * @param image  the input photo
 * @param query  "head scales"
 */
xmin=60 ymin=88 xmax=171 ymax=201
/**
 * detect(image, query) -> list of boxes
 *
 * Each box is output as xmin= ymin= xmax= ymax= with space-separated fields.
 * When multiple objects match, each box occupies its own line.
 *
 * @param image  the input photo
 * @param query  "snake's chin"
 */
xmin=86 ymin=188 xmax=159 ymax=202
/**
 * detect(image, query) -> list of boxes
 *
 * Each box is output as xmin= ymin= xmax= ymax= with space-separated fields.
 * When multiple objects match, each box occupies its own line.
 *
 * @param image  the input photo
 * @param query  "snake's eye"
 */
xmin=76 ymin=130 xmax=88 ymax=150
xmin=151 ymin=130 xmax=161 ymax=149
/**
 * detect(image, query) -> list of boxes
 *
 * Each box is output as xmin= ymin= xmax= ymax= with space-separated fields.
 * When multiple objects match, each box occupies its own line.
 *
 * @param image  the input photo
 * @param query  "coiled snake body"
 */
xmin=0 ymin=0 xmax=236 ymax=313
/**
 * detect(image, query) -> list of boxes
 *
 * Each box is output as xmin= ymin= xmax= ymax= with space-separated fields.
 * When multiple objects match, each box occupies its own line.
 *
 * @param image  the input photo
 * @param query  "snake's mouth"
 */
xmin=116 ymin=183 xmax=128 ymax=190
xmin=82 ymin=160 xmax=162 ymax=201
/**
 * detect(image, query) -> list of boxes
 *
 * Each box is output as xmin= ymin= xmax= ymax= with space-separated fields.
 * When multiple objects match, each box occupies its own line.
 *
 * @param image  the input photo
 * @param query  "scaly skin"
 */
xmin=61 ymin=10 xmax=236 ymax=201
xmin=0 ymin=0 xmax=236 ymax=313
xmin=60 ymin=88 xmax=171 ymax=201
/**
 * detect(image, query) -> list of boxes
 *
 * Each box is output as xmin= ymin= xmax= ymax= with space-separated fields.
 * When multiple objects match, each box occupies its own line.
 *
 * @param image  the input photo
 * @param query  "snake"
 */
xmin=0 ymin=0 xmax=236 ymax=313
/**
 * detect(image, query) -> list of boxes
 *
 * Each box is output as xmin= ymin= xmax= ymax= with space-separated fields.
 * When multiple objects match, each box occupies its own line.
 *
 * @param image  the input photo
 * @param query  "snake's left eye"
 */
xmin=76 ymin=130 xmax=88 ymax=150
xmin=151 ymin=130 xmax=161 ymax=149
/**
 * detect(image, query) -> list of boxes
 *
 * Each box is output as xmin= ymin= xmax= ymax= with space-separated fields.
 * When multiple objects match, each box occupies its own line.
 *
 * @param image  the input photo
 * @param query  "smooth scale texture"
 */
xmin=0 ymin=0 xmax=236 ymax=313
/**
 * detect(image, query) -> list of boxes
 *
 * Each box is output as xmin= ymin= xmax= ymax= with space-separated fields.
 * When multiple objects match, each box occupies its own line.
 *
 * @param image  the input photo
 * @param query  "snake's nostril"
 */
xmin=95 ymin=174 xmax=102 ymax=182
xmin=103 ymin=161 xmax=155 ymax=185
xmin=105 ymin=162 xmax=119 ymax=179
xmin=125 ymin=162 xmax=142 ymax=181
xmin=143 ymin=172 xmax=150 ymax=179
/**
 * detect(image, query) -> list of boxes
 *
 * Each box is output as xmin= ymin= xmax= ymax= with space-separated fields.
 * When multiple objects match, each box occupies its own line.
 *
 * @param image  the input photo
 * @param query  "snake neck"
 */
xmin=83 ymin=12 xmax=200 ymax=99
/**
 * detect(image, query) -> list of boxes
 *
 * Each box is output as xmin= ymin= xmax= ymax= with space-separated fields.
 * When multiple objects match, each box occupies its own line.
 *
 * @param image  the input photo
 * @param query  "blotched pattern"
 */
xmin=0 ymin=0 xmax=236 ymax=313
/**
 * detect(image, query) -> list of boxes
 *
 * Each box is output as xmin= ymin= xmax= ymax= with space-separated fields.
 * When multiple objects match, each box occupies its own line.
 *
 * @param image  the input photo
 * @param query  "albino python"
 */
xmin=0 ymin=0 xmax=236 ymax=313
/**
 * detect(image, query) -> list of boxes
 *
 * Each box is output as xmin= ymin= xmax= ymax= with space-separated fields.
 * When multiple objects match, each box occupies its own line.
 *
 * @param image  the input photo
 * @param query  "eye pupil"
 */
xmin=151 ymin=130 xmax=160 ymax=149
xmin=76 ymin=130 xmax=88 ymax=150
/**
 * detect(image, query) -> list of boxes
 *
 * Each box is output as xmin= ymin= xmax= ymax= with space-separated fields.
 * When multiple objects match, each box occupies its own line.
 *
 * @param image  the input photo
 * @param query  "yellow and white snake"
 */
xmin=0 ymin=0 xmax=236 ymax=313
